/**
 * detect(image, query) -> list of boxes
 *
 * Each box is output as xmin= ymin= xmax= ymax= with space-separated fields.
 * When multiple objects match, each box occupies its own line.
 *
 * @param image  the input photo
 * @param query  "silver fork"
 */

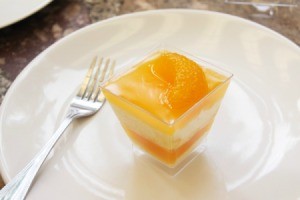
xmin=0 ymin=56 xmax=115 ymax=200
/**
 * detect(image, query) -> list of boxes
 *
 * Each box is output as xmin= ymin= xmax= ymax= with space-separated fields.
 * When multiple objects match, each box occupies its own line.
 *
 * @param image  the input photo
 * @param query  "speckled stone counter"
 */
xmin=0 ymin=0 xmax=299 ymax=188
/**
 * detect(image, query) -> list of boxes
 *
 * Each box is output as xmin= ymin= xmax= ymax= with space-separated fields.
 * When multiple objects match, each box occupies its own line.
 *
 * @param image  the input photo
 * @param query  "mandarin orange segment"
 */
xmin=151 ymin=52 xmax=176 ymax=84
xmin=161 ymin=52 xmax=209 ymax=115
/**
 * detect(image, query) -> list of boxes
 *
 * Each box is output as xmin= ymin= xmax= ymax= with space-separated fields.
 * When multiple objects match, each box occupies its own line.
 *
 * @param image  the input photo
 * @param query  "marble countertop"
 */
xmin=0 ymin=0 xmax=299 ymax=188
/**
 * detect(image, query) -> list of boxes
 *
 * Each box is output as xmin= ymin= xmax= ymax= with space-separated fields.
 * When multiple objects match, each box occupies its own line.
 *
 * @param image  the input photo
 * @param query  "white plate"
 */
xmin=1 ymin=9 xmax=300 ymax=200
xmin=0 ymin=0 xmax=52 ymax=29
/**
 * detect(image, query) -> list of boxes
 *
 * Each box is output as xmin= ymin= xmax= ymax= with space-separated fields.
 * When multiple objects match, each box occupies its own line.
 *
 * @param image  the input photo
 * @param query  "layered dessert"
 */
xmin=102 ymin=49 xmax=232 ymax=167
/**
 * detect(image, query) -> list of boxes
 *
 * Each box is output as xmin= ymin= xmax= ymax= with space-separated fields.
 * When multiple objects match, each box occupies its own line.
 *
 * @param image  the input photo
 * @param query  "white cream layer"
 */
xmin=110 ymin=101 xmax=221 ymax=150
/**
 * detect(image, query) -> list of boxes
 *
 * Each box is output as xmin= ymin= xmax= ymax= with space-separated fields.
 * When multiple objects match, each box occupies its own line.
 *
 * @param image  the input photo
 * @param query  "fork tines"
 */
xmin=78 ymin=56 xmax=115 ymax=102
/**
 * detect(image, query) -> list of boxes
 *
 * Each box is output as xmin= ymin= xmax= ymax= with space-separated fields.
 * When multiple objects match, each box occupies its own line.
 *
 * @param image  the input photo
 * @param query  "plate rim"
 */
xmin=0 ymin=8 xmax=299 ymax=184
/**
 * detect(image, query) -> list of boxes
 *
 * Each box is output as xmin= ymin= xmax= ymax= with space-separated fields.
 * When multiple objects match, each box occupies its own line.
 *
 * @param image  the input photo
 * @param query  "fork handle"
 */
xmin=0 ymin=109 xmax=78 ymax=200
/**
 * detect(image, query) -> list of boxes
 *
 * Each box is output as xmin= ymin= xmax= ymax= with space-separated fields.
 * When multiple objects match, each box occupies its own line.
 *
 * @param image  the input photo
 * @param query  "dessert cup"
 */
xmin=102 ymin=46 xmax=233 ymax=174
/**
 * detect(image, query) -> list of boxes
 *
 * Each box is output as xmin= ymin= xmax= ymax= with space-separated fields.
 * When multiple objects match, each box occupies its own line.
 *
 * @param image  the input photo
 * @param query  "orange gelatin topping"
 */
xmin=104 ymin=51 xmax=209 ymax=124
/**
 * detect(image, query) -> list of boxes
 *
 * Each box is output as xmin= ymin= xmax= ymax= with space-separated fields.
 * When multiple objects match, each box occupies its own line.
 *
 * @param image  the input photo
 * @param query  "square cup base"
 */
xmin=132 ymin=141 xmax=207 ymax=176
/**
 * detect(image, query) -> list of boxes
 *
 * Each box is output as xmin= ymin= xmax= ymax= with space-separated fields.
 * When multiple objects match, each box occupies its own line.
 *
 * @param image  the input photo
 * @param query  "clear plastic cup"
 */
xmin=101 ymin=46 xmax=233 ymax=174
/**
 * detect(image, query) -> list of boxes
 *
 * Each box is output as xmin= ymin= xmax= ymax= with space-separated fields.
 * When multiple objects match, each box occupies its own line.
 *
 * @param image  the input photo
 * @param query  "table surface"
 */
xmin=0 ymin=0 xmax=299 ymax=190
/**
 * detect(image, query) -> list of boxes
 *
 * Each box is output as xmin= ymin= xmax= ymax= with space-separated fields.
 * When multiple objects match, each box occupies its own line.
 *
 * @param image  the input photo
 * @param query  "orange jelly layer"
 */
xmin=104 ymin=51 xmax=209 ymax=124
xmin=124 ymin=119 xmax=214 ymax=166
